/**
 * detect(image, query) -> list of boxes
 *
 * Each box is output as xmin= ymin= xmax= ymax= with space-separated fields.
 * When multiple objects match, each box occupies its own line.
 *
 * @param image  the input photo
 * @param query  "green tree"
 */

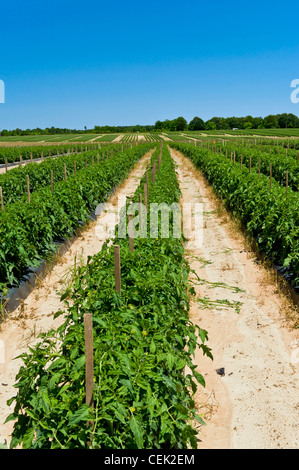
xmin=278 ymin=113 xmax=299 ymax=128
xmin=263 ymin=115 xmax=279 ymax=128
xmin=188 ymin=116 xmax=205 ymax=131
xmin=252 ymin=117 xmax=264 ymax=128
xmin=243 ymin=121 xmax=253 ymax=129
xmin=174 ymin=116 xmax=188 ymax=131
xmin=205 ymin=121 xmax=217 ymax=130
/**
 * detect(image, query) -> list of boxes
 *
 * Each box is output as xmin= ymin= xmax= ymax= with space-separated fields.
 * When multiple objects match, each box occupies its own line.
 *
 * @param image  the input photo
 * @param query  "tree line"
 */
xmin=154 ymin=113 xmax=299 ymax=131
xmin=1 ymin=113 xmax=298 ymax=136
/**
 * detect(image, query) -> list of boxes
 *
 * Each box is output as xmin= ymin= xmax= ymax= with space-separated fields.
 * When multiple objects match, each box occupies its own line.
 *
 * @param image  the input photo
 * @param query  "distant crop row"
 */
xmin=0 ymin=143 xmax=154 ymax=289
xmin=0 ymin=147 xmax=125 ymax=206
xmin=96 ymin=134 xmax=120 ymax=142
xmin=172 ymin=142 xmax=299 ymax=287
xmin=120 ymin=134 xmax=139 ymax=142
xmin=0 ymin=143 xmax=107 ymax=165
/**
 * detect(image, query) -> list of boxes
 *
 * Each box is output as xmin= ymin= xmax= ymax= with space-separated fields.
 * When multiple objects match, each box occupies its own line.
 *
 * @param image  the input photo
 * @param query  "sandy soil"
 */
xmin=0 ymin=149 xmax=154 ymax=447
xmin=180 ymin=133 xmax=201 ymax=141
xmin=112 ymin=134 xmax=124 ymax=142
xmin=159 ymin=134 xmax=172 ymax=141
xmin=85 ymin=135 xmax=103 ymax=142
xmin=170 ymin=147 xmax=299 ymax=449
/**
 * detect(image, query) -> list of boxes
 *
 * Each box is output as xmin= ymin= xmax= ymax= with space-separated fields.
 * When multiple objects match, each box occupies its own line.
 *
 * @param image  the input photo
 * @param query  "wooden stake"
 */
xmin=84 ymin=313 xmax=94 ymax=408
xmin=26 ymin=175 xmax=30 ymax=203
xmin=114 ymin=245 xmax=121 ymax=294
xmin=74 ymin=161 xmax=77 ymax=177
xmin=146 ymin=172 xmax=149 ymax=199
xmin=139 ymin=193 xmax=143 ymax=231
xmin=64 ymin=164 xmax=67 ymax=181
xmin=128 ymin=214 xmax=134 ymax=252
xmin=144 ymin=180 xmax=148 ymax=211
xmin=4 ymin=158 xmax=7 ymax=173
xmin=19 ymin=155 xmax=22 ymax=167
xmin=30 ymin=152 xmax=33 ymax=163
xmin=0 ymin=187 xmax=4 ymax=212
xmin=151 ymin=166 xmax=155 ymax=184
xmin=270 ymin=164 xmax=272 ymax=189
xmin=258 ymin=160 xmax=261 ymax=179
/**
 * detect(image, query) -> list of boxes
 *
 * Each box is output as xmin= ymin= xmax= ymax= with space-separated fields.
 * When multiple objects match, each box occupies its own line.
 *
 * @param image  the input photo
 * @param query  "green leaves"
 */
xmin=0 ymin=144 xmax=154 ymax=287
xmin=129 ymin=416 xmax=144 ymax=449
xmin=68 ymin=404 xmax=93 ymax=426
xmin=7 ymin=144 xmax=211 ymax=449
xmin=173 ymin=142 xmax=299 ymax=286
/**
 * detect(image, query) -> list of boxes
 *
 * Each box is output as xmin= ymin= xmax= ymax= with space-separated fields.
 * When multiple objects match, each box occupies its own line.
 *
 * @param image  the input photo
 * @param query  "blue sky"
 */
xmin=0 ymin=0 xmax=298 ymax=129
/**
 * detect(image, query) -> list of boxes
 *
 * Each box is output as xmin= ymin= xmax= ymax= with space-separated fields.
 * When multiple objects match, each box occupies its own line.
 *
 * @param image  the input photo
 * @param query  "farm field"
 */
xmin=0 ymin=139 xmax=298 ymax=449
xmin=0 ymin=134 xmax=104 ymax=144
xmin=199 ymin=128 xmax=299 ymax=138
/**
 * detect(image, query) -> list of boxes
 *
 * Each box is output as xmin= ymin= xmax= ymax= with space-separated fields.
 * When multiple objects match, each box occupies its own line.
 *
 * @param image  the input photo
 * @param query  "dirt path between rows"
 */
xmin=170 ymin=147 xmax=299 ymax=449
xmin=0 ymin=150 xmax=154 ymax=447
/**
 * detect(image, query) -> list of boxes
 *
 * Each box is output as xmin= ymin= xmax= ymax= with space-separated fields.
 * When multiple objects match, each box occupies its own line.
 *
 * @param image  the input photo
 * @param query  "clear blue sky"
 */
xmin=0 ymin=0 xmax=298 ymax=130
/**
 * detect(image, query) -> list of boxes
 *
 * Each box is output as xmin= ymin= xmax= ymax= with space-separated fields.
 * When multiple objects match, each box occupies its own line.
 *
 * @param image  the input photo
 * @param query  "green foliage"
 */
xmin=0 ymin=144 xmax=78 ymax=164
xmin=219 ymin=141 xmax=299 ymax=190
xmin=0 ymin=143 xmax=154 ymax=287
xmin=171 ymin=142 xmax=299 ymax=285
xmin=6 ymin=144 xmax=212 ymax=449
xmin=0 ymin=149 xmax=123 ymax=205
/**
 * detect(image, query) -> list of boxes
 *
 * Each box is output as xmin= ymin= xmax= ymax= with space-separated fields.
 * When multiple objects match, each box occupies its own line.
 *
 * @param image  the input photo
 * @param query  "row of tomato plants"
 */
xmin=0 ymin=143 xmax=83 ymax=164
xmin=0 ymin=147 xmax=125 ymax=206
xmin=0 ymin=143 xmax=154 ymax=289
xmin=0 ymin=142 xmax=125 ymax=165
xmin=171 ymin=143 xmax=299 ymax=286
xmin=0 ymin=142 xmax=125 ymax=164
xmin=216 ymin=141 xmax=299 ymax=191
xmin=5 ymin=143 xmax=212 ymax=449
